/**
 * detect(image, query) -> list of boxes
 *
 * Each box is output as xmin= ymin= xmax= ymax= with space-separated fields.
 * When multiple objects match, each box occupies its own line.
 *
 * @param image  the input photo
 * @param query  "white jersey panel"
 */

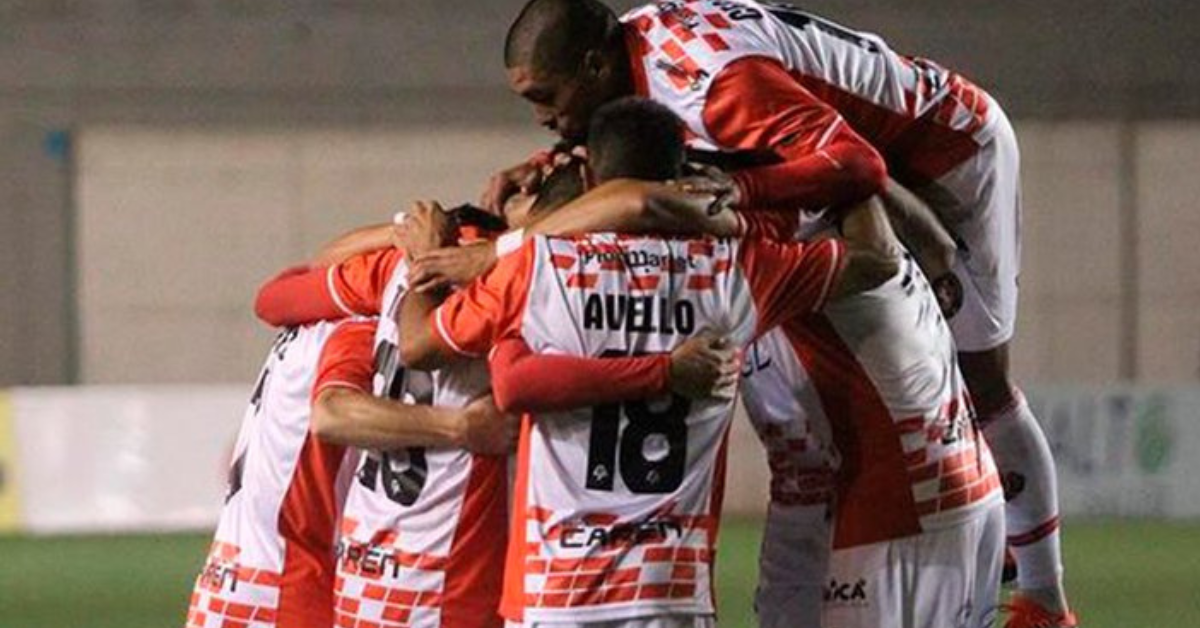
xmin=189 ymin=322 xmax=351 ymax=628
xmin=739 ymin=327 xmax=838 ymax=507
xmin=621 ymin=1 xmax=952 ymax=148
xmin=335 ymin=259 xmax=494 ymax=628
xmin=822 ymin=253 xmax=1002 ymax=531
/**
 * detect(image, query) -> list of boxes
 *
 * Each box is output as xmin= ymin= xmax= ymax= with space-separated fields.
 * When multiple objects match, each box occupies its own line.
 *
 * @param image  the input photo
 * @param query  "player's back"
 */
xmin=504 ymin=233 xmax=761 ymax=623
xmin=623 ymin=0 xmax=990 ymax=177
xmin=335 ymin=255 xmax=507 ymax=628
xmin=781 ymin=252 xmax=1002 ymax=547
xmin=187 ymin=322 xmax=355 ymax=628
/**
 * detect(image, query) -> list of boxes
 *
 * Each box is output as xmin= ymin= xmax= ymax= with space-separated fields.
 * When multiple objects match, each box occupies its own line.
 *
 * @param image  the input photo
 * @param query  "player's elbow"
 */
xmin=491 ymin=377 xmax=519 ymax=415
xmin=253 ymin=284 xmax=287 ymax=327
xmin=841 ymin=144 xmax=888 ymax=202
xmin=311 ymin=388 xmax=351 ymax=444
xmin=850 ymin=246 xmax=902 ymax=293
xmin=397 ymin=332 xmax=440 ymax=372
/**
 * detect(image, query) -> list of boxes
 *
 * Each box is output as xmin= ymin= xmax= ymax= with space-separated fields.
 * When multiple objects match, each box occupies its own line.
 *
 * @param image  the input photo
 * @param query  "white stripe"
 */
xmin=814 ymin=116 xmax=845 ymax=150
xmin=434 ymin=306 xmax=480 ymax=358
xmin=814 ymin=241 xmax=842 ymax=310
xmin=325 ymin=266 xmax=357 ymax=317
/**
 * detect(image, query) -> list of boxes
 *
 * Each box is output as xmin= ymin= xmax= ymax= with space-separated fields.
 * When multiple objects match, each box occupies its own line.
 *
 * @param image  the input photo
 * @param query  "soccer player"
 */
xmin=393 ymin=98 xmax=899 ymax=628
xmin=184 ymin=319 xmax=375 ymax=628
xmin=496 ymin=2 xmax=1074 ymax=625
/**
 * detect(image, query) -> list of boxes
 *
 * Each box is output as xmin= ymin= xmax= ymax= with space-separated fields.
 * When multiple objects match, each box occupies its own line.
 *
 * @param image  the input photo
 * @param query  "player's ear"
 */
xmin=582 ymin=49 xmax=606 ymax=80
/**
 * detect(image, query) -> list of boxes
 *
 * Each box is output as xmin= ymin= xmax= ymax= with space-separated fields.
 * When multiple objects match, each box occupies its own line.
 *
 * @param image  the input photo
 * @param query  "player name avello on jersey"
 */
xmin=583 ymin=294 xmax=697 ymax=335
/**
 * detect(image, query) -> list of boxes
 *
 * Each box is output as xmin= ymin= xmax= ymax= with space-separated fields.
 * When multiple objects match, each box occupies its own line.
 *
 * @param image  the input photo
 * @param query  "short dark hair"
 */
xmin=587 ymin=97 xmax=686 ymax=182
xmin=504 ymin=0 xmax=622 ymax=75
xmin=530 ymin=160 xmax=587 ymax=215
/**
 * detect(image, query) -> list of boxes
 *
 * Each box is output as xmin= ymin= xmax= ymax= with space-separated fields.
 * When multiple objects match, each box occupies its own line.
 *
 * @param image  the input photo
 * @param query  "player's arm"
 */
xmin=878 ymin=178 xmax=963 ymax=316
xmin=398 ymin=242 xmax=535 ymax=372
xmin=254 ymin=248 xmax=401 ymax=326
xmin=703 ymin=56 xmax=887 ymax=210
xmin=309 ymin=320 xmax=514 ymax=454
xmin=741 ymin=199 xmax=900 ymax=334
xmin=830 ymin=197 xmax=904 ymax=300
xmin=309 ymin=222 xmax=394 ymax=267
xmin=879 ymin=179 xmax=956 ymax=275
xmin=313 ymin=390 xmax=514 ymax=455
xmin=488 ymin=333 xmax=737 ymax=414
xmin=525 ymin=178 xmax=742 ymax=238
xmin=404 ymin=179 xmax=744 ymax=294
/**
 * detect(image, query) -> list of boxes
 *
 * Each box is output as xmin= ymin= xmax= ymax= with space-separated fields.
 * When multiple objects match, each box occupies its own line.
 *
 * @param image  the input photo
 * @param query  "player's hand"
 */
xmin=481 ymin=160 xmax=545 ymax=215
xmin=679 ymin=165 xmax=742 ymax=214
xmin=395 ymin=201 xmax=455 ymax=259
xmin=407 ymin=241 xmax=498 ymax=293
xmin=669 ymin=333 xmax=740 ymax=400
xmin=458 ymin=395 xmax=519 ymax=456
xmin=930 ymin=271 xmax=964 ymax=320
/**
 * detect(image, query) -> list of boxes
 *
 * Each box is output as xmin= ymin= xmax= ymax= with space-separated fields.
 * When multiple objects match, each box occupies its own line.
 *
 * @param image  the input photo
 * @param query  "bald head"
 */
xmin=505 ymin=0 xmax=622 ymax=75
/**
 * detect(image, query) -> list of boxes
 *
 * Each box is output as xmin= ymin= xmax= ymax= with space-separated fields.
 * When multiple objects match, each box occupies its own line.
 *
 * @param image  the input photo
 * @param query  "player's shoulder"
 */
xmin=623 ymin=1 xmax=783 ymax=92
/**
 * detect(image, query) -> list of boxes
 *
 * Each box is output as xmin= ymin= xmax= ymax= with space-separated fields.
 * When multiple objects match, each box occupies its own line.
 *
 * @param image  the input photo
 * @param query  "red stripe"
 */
xmin=1009 ymin=515 xmax=1061 ymax=547
xmin=660 ymin=39 xmax=686 ymax=62
xmin=567 ymin=273 xmax=598 ymax=288
xmin=702 ymin=33 xmax=729 ymax=52
xmin=275 ymin=434 xmax=345 ymax=628
xmin=704 ymin=12 xmax=731 ymax=29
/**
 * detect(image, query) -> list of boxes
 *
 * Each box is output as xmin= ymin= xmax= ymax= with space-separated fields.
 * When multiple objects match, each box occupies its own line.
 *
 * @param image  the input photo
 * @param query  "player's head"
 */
xmin=501 ymin=159 xmax=588 ymax=228
xmin=505 ymin=0 xmax=632 ymax=143
xmin=586 ymin=97 xmax=686 ymax=183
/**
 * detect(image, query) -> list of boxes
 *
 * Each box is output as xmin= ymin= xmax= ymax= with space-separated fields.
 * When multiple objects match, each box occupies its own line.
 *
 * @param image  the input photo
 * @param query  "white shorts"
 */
xmin=932 ymin=101 xmax=1023 ymax=353
xmin=754 ymin=501 xmax=832 ymax=628
xmin=821 ymin=502 xmax=1005 ymax=628
xmin=507 ymin=616 xmax=715 ymax=628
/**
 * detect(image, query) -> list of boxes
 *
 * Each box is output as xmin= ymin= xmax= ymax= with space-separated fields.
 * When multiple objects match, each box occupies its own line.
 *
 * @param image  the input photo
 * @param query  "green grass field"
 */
xmin=1 ymin=519 xmax=1197 ymax=627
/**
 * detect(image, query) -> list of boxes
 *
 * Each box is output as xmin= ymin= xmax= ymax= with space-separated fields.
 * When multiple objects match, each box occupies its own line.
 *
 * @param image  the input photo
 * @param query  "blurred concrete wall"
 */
xmin=1 ymin=0 xmax=1199 ymax=384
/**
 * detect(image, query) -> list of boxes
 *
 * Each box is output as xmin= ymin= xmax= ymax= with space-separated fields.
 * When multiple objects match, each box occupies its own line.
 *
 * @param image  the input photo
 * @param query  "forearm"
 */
xmin=830 ymin=199 xmax=902 ymax=298
xmin=879 ymin=178 xmax=956 ymax=275
xmin=397 ymin=289 xmax=455 ymax=371
xmin=312 ymin=387 xmax=463 ymax=449
xmin=490 ymin=339 xmax=671 ymax=414
xmin=526 ymin=179 xmax=738 ymax=239
xmin=254 ymin=265 xmax=344 ymax=326
xmin=731 ymin=141 xmax=886 ymax=211
xmin=310 ymin=223 xmax=394 ymax=267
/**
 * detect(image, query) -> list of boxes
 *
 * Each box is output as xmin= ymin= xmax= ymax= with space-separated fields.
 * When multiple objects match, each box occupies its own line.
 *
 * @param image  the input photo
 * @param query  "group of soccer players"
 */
xmin=184 ymin=2 xmax=1079 ymax=628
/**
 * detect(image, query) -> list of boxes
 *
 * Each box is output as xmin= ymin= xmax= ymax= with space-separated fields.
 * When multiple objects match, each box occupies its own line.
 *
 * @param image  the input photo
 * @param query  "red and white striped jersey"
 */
xmin=746 ymin=252 xmax=1002 ymax=549
xmin=738 ymin=326 xmax=838 ymax=509
xmin=622 ymin=0 xmax=993 ymax=180
xmin=432 ymin=233 xmax=844 ymax=623
xmin=187 ymin=320 xmax=374 ymax=628
xmin=325 ymin=249 xmax=508 ymax=628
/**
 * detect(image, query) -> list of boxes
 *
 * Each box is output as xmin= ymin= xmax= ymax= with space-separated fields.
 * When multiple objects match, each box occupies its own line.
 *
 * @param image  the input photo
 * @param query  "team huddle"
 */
xmin=183 ymin=2 xmax=1078 ymax=628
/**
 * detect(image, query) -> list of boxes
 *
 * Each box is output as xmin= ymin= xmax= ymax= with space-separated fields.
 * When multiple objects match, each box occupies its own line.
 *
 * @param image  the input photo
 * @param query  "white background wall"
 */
xmin=76 ymin=126 xmax=546 ymax=384
xmin=76 ymin=123 xmax=1200 ymax=386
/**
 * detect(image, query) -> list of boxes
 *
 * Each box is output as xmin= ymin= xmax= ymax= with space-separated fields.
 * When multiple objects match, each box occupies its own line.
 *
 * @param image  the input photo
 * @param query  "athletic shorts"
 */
xmin=821 ymin=502 xmax=1005 ymax=628
xmin=754 ymin=501 xmax=832 ymax=628
xmin=932 ymin=100 xmax=1023 ymax=353
xmin=506 ymin=615 xmax=715 ymax=628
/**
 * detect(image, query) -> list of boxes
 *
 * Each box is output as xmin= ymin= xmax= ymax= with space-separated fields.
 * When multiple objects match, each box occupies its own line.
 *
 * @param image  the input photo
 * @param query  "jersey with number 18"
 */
xmin=432 ymin=233 xmax=845 ymax=624
xmin=318 ymin=249 xmax=508 ymax=628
